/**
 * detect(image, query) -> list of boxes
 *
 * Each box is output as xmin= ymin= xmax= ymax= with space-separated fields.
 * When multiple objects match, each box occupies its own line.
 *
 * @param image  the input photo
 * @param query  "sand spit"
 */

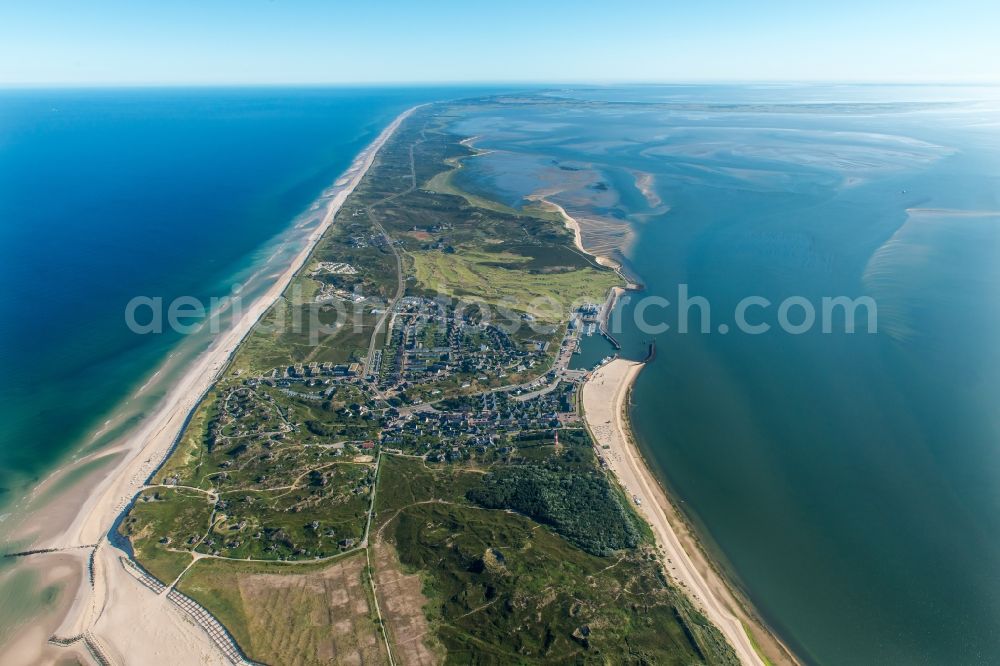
xmin=527 ymin=195 xmax=640 ymax=283
xmin=631 ymin=169 xmax=664 ymax=208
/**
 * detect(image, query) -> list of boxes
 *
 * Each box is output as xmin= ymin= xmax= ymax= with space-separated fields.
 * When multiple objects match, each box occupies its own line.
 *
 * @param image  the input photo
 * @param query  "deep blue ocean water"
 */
xmin=448 ymin=85 xmax=1000 ymax=664
xmin=0 ymin=86 xmax=487 ymax=507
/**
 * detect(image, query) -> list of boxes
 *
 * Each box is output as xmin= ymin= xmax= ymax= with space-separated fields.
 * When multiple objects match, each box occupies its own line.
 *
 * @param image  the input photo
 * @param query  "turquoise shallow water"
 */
xmin=450 ymin=85 xmax=1000 ymax=664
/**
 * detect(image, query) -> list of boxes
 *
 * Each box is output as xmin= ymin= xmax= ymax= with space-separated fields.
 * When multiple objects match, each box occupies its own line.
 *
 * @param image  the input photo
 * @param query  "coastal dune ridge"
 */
xmin=4 ymin=105 xmax=420 ymax=664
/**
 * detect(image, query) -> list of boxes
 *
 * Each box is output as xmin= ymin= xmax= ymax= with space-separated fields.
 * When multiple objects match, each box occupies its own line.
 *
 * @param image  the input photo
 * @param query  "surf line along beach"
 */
xmin=583 ymin=358 xmax=780 ymax=666
xmin=6 ymin=106 xmax=420 ymax=665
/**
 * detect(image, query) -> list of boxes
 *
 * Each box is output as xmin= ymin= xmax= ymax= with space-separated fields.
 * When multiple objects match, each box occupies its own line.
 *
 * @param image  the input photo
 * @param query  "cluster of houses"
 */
xmin=310 ymin=261 xmax=357 ymax=275
xmin=346 ymin=230 xmax=388 ymax=249
xmin=207 ymin=290 xmax=592 ymax=468
xmin=379 ymin=381 xmax=580 ymax=459
xmin=258 ymin=362 xmax=363 ymax=380
xmin=314 ymin=283 xmax=367 ymax=304
xmin=375 ymin=296 xmax=550 ymax=392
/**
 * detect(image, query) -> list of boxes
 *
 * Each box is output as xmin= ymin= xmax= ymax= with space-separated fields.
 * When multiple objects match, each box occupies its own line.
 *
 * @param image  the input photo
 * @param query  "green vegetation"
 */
xmin=465 ymin=429 xmax=641 ymax=556
xmin=177 ymin=553 xmax=386 ymax=666
xmin=117 ymin=102 xmax=738 ymax=665
xmin=468 ymin=465 xmax=640 ymax=556
xmin=410 ymin=248 xmax=617 ymax=320
xmin=378 ymin=455 xmax=735 ymax=665
xmin=374 ymin=454 xmax=484 ymax=515
xmin=118 ymin=487 xmax=212 ymax=581
xmin=123 ymin=379 xmax=385 ymax=562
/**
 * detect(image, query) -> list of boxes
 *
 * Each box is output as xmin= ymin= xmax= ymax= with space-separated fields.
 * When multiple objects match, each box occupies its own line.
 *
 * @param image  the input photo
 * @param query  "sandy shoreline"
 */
xmin=582 ymin=359 xmax=796 ymax=666
xmin=530 ymin=195 xmax=641 ymax=288
xmin=530 ymin=195 xmax=614 ymax=265
xmin=1 ymin=105 xmax=418 ymax=665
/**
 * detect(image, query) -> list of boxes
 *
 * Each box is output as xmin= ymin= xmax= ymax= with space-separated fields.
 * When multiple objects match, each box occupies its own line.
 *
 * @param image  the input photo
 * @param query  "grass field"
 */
xmin=372 ymin=536 xmax=442 ymax=665
xmin=178 ymin=553 xmax=387 ymax=666
xmin=410 ymin=248 xmax=618 ymax=320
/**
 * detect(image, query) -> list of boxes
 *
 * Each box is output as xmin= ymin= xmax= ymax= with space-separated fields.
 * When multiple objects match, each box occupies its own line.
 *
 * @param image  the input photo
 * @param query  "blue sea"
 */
xmin=447 ymin=84 xmax=1000 ymax=665
xmin=0 ymin=86 xmax=491 ymax=509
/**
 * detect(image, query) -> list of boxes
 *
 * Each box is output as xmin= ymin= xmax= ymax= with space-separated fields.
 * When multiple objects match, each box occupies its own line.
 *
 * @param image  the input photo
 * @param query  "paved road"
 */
xmin=363 ymin=140 xmax=420 ymax=377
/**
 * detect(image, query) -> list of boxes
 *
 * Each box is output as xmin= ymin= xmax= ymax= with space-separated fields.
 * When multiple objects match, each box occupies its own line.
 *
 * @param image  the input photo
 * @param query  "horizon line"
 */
xmin=2 ymin=79 xmax=1000 ymax=90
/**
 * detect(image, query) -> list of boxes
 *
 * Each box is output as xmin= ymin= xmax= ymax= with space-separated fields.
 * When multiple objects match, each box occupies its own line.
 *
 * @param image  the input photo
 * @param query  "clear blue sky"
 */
xmin=2 ymin=0 xmax=998 ymax=85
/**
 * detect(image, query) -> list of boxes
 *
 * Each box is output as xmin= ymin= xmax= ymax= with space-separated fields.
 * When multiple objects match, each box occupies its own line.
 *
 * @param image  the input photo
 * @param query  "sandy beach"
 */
xmin=582 ymin=359 xmax=794 ymax=666
xmin=530 ymin=195 xmax=642 ymax=286
xmin=1 ymin=106 xmax=418 ymax=665
xmin=529 ymin=195 xmax=614 ymax=263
